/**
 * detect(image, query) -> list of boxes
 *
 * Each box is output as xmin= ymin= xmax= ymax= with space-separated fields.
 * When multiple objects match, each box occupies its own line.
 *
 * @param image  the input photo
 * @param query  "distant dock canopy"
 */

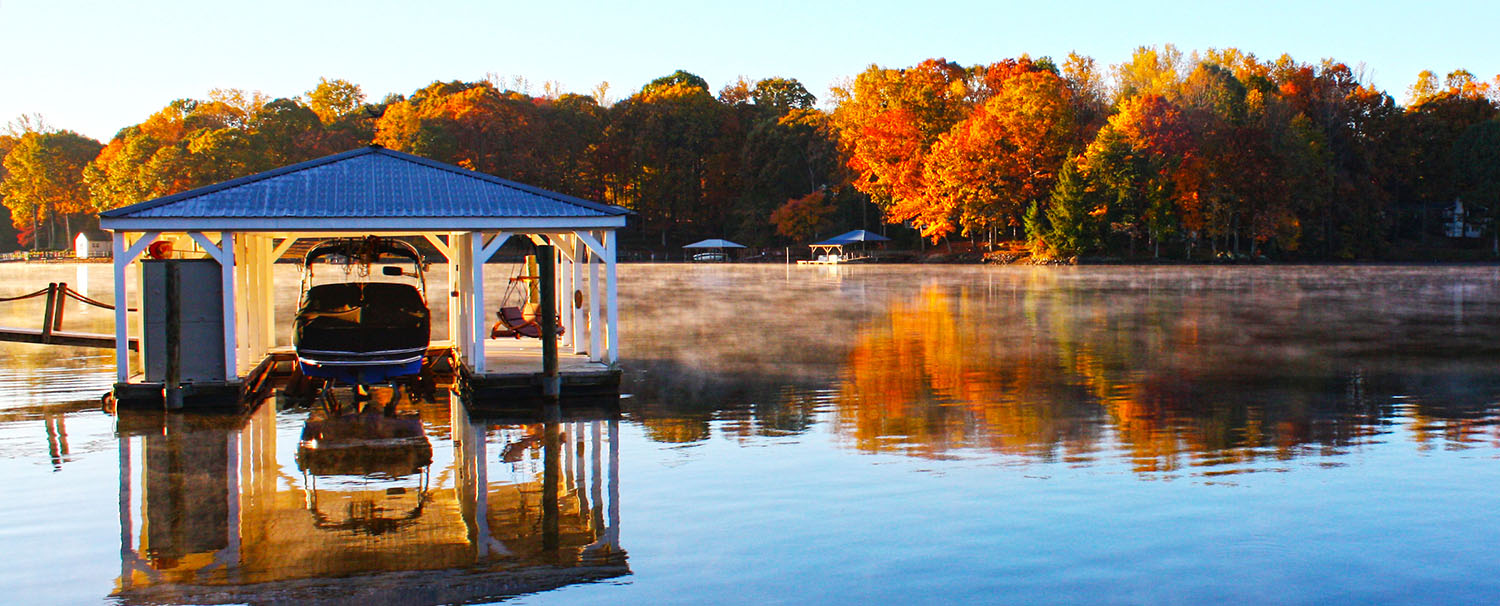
xmin=802 ymin=230 xmax=890 ymax=264
xmin=682 ymin=238 xmax=745 ymax=262
xmin=98 ymin=145 xmax=632 ymax=408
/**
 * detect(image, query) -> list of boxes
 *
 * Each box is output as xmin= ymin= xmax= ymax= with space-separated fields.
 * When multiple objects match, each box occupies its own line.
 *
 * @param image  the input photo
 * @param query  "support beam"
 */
xmin=269 ymin=236 xmax=298 ymax=262
xmin=260 ymin=236 xmax=275 ymax=350
xmin=468 ymin=231 xmax=513 ymax=374
xmin=574 ymin=231 xmax=606 ymax=263
xmin=189 ymin=232 xmax=227 ymax=264
xmin=219 ymin=233 xmax=238 ymax=379
xmin=423 ymin=234 xmax=454 ymax=262
xmin=111 ymin=231 xmax=160 ymax=382
xmin=570 ymin=237 xmax=584 ymax=352
xmin=449 ymin=232 xmax=465 ymax=361
xmin=604 ymin=230 xmax=618 ymax=364
xmin=113 ymin=233 xmax=130 ymax=382
xmin=589 ymin=240 xmax=602 ymax=363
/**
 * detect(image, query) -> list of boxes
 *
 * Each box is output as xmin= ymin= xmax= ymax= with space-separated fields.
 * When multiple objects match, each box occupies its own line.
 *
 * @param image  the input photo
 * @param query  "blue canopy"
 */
xmin=683 ymin=238 xmax=746 ymax=249
xmin=810 ymin=230 xmax=891 ymax=246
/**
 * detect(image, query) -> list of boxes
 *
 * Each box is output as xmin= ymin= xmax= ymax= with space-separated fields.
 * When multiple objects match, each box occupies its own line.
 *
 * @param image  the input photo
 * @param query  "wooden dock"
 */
xmin=111 ymin=339 xmax=620 ymax=412
xmin=0 ymin=327 xmax=138 ymax=350
xmin=0 ymin=282 xmax=138 ymax=350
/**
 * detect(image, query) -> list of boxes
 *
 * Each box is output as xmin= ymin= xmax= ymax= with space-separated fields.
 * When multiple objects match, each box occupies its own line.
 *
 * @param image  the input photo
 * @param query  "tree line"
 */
xmin=3 ymin=46 xmax=1499 ymax=260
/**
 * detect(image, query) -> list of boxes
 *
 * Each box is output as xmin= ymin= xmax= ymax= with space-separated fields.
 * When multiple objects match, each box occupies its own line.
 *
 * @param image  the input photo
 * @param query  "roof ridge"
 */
xmin=372 ymin=148 xmax=628 ymax=216
xmin=100 ymin=146 xmax=381 ymax=218
xmin=100 ymin=146 xmax=632 ymax=222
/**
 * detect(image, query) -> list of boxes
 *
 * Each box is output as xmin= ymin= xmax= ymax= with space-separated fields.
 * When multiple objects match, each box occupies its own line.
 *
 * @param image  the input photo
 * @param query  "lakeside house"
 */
xmin=74 ymin=230 xmax=111 ymax=258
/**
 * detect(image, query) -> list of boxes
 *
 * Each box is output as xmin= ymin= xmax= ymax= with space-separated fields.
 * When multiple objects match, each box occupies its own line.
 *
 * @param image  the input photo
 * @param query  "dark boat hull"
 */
xmin=295 ymin=282 xmax=430 ymax=384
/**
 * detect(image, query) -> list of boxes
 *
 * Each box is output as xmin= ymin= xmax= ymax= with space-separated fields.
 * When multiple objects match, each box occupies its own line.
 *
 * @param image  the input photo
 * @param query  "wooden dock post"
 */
xmin=538 ymin=244 xmax=560 ymax=398
xmin=40 ymin=283 xmax=57 ymax=342
xmin=163 ymin=261 xmax=183 ymax=409
xmin=542 ymin=405 xmax=561 ymax=550
xmin=51 ymin=282 xmax=66 ymax=332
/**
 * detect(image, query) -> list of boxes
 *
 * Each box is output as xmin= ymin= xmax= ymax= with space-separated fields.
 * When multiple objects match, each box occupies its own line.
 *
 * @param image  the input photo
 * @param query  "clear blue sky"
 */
xmin=1 ymin=0 xmax=1494 ymax=142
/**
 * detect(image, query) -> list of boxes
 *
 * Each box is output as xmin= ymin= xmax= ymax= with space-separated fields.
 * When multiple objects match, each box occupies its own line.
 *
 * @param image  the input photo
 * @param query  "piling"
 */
xmin=41 ymin=283 xmax=57 ymax=341
xmin=51 ymin=282 xmax=66 ymax=331
xmin=542 ymin=403 xmax=561 ymax=551
xmin=538 ymin=244 xmax=560 ymax=399
xmin=164 ymin=262 xmax=183 ymax=409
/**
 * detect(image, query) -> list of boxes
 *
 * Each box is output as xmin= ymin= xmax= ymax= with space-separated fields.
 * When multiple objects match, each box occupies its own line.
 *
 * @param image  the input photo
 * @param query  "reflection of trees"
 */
xmin=837 ymin=283 xmax=1104 ymax=460
xmin=834 ymin=270 xmax=1500 ymax=474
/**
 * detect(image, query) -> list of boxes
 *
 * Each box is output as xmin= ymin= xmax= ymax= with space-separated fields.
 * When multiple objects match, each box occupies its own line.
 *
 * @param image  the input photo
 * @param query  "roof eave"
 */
xmin=100 ymin=215 xmax=628 ymax=232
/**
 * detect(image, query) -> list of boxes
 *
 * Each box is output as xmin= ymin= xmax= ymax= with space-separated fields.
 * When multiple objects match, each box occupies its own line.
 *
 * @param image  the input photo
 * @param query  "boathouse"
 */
xmin=98 ymin=145 xmax=629 ymax=406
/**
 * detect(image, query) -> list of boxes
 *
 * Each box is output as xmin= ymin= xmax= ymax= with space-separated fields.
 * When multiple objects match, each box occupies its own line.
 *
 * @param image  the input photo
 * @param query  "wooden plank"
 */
xmin=0 ymin=327 xmax=139 ymax=350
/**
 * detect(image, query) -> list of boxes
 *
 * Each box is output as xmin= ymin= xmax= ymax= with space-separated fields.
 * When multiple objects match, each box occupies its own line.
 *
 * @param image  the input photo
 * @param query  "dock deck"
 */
xmin=112 ymin=337 xmax=618 ymax=411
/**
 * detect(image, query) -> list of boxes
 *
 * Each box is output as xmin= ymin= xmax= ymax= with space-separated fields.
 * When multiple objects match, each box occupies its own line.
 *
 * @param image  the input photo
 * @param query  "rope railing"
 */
xmin=0 ymin=284 xmax=136 ymax=310
xmin=0 ymin=282 xmax=138 ymax=350
xmin=61 ymin=286 xmax=135 ymax=312
xmin=0 ymin=287 xmax=52 ymax=303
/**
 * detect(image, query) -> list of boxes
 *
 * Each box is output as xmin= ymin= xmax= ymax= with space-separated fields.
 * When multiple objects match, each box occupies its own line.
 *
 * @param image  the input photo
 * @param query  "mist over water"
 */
xmin=3 ymin=263 xmax=1499 ymax=604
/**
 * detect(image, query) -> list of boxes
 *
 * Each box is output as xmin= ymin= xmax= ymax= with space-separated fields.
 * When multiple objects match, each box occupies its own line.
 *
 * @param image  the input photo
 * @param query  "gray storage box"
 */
xmin=142 ymin=259 xmax=226 ymax=383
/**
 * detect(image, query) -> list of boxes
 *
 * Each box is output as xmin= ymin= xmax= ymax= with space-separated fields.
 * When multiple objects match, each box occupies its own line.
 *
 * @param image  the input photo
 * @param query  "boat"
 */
xmin=294 ymin=236 xmax=430 ymax=385
xmin=296 ymin=395 xmax=433 ymax=535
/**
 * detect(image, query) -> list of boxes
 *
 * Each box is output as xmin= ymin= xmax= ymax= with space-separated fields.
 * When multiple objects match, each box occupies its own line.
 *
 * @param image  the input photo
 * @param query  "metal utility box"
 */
xmin=142 ymin=259 xmax=225 ymax=383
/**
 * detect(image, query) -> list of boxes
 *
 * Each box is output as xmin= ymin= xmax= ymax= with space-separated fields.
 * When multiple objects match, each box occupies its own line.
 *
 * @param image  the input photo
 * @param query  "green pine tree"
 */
xmin=1044 ymin=158 xmax=1095 ymax=257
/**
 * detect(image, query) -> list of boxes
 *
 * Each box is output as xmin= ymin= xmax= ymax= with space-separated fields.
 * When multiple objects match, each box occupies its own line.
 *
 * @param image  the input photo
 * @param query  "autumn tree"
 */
xmin=1081 ymin=94 xmax=1190 ymax=256
xmin=922 ymin=66 xmax=1077 ymax=242
xmin=603 ymin=72 xmax=736 ymax=246
xmin=304 ymin=77 xmax=366 ymax=125
xmin=1 ymin=130 xmax=103 ymax=249
xmin=751 ymin=78 xmax=817 ymax=112
xmin=1113 ymin=45 xmax=1186 ymax=102
xmin=832 ymin=59 xmax=971 ymax=236
xmin=770 ymin=190 xmax=836 ymax=241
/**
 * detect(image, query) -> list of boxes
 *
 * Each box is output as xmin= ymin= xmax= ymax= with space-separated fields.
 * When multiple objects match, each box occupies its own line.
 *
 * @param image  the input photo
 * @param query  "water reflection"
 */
xmin=111 ymin=392 xmax=625 ymax=604
xmin=615 ymin=266 xmax=1500 ymax=476
xmin=830 ymin=270 xmax=1500 ymax=473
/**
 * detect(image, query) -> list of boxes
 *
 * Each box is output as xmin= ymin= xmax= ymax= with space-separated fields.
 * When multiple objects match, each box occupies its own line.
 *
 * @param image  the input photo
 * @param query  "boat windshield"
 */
xmin=299 ymin=237 xmax=427 ymax=303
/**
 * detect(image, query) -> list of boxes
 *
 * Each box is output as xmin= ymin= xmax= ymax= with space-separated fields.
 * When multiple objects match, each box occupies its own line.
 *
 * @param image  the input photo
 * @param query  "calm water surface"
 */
xmin=2 ymin=263 xmax=1499 ymax=605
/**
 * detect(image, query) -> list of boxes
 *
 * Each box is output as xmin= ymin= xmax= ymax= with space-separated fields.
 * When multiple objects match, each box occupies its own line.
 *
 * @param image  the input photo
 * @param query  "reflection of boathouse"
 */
xmin=111 ymin=396 xmax=624 ymax=604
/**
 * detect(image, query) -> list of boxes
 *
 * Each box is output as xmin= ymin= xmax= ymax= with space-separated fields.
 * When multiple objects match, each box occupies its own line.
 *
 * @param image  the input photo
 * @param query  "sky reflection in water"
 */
xmin=1 ymin=263 xmax=1499 ymax=604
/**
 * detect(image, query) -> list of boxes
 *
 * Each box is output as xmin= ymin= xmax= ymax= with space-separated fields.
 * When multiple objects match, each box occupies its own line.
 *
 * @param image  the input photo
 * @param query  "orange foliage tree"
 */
xmin=770 ymin=190 xmax=836 ymax=241
xmin=922 ymin=68 xmax=1078 ymax=240
xmin=832 ymin=59 xmax=971 ymax=237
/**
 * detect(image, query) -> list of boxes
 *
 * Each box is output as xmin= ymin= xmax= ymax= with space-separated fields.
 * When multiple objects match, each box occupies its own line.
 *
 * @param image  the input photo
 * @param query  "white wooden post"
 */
xmin=468 ymin=231 xmax=512 ymax=374
xmin=112 ymin=232 xmax=129 ymax=382
xmin=112 ymin=231 xmax=160 ymax=382
xmin=604 ymin=230 xmax=618 ymax=364
xmin=454 ymin=233 xmax=471 ymax=365
xmin=572 ymin=236 xmax=585 ymax=354
xmin=234 ymin=235 xmax=252 ymax=365
xmin=469 ymin=232 xmax=486 ymax=374
xmin=557 ymin=239 xmax=573 ymax=348
xmin=261 ymin=236 xmax=275 ymax=350
xmin=589 ymin=237 xmax=602 ymax=363
xmin=221 ymin=232 xmax=237 ymax=380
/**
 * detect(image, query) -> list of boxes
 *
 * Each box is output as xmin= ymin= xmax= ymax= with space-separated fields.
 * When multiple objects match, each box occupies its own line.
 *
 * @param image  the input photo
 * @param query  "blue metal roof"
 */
xmin=101 ymin=146 xmax=629 ymax=220
xmin=810 ymin=230 xmax=891 ymax=246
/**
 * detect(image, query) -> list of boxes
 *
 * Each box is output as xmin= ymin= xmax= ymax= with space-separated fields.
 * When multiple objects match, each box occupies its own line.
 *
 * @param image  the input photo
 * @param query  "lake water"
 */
xmin=2 ymin=263 xmax=1499 ymax=605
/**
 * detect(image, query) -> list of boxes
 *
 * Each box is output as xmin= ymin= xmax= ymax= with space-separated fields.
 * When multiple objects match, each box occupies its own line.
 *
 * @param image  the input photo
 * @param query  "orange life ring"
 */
xmin=147 ymin=240 xmax=173 ymax=259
